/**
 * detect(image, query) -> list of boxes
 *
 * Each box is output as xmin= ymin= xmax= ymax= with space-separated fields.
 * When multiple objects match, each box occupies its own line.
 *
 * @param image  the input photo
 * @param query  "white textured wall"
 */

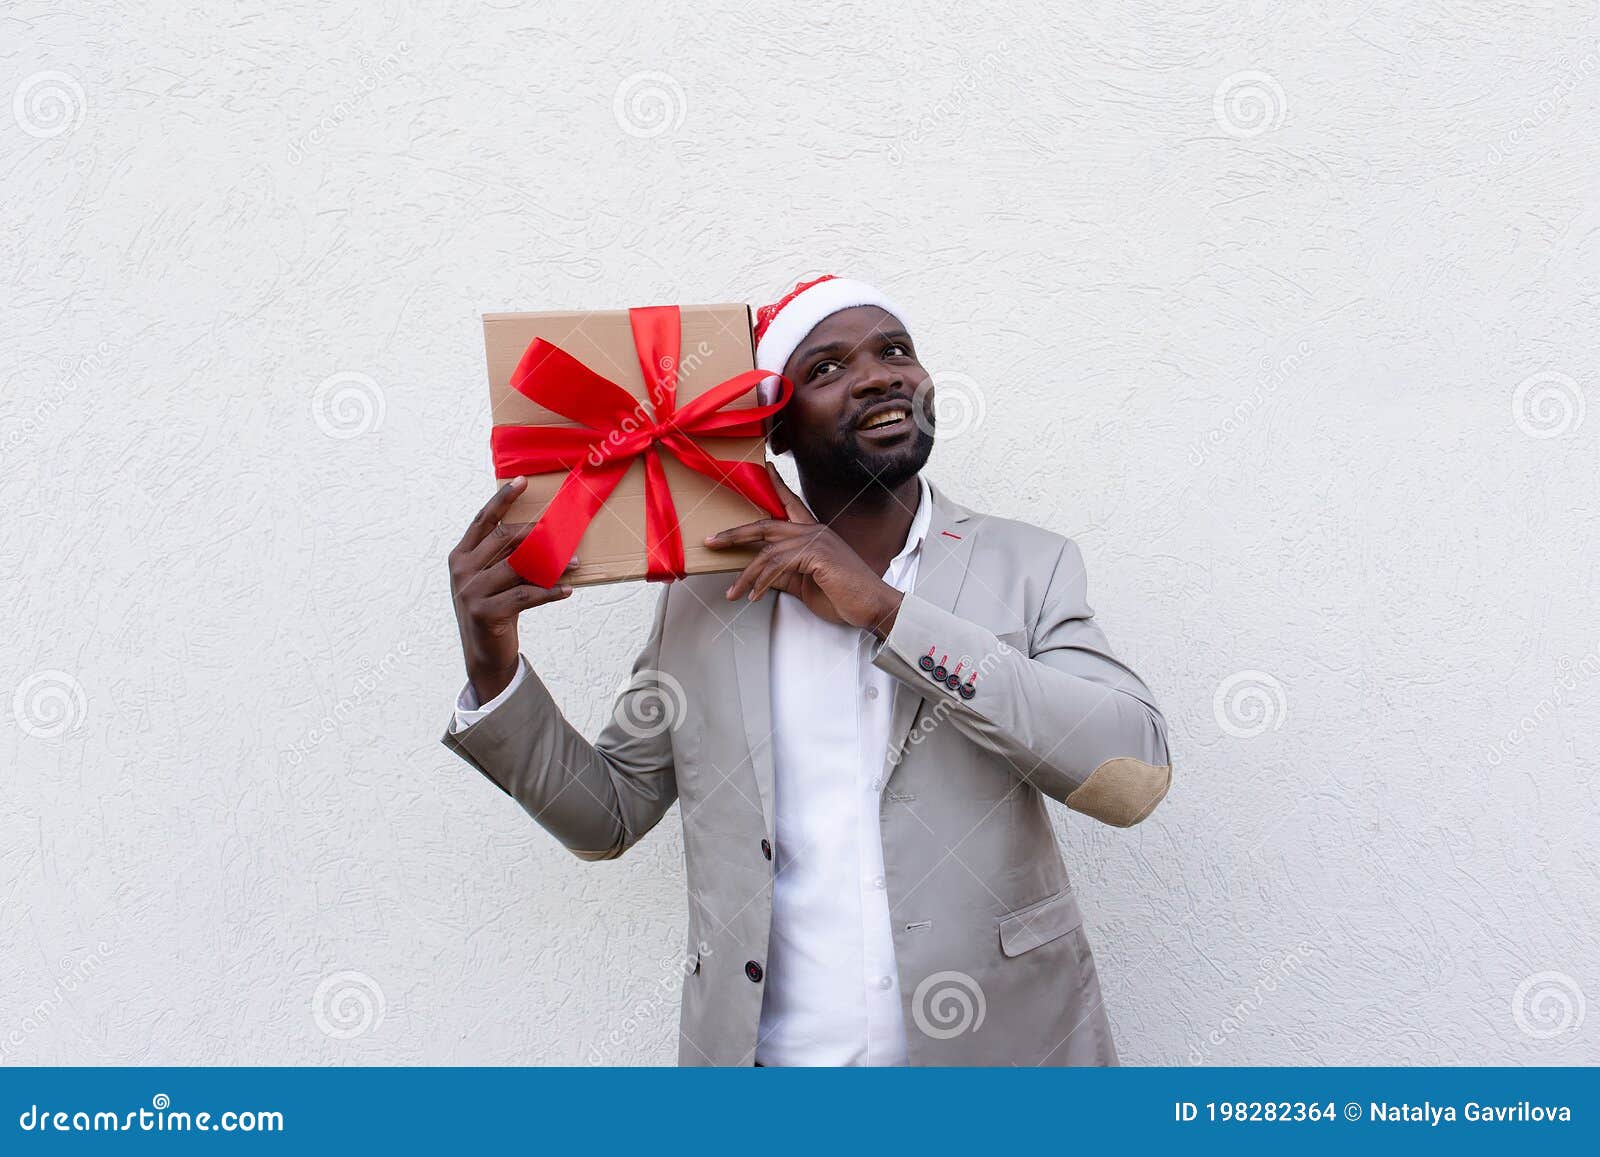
xmin=4 ymin=1 xmax=1597 ymax=1066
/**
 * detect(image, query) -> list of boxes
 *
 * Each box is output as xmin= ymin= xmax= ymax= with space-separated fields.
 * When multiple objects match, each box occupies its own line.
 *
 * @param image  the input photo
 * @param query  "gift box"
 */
xmin=482 ymin=303 xmax=792 ymax=588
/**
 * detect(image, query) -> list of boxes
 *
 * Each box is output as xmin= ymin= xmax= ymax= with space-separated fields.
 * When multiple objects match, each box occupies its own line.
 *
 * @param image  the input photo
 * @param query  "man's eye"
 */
xmin=884 ymin=343 xmax=909 ymax=357
xmin=808 ymin=359 xmax=841 ymax=381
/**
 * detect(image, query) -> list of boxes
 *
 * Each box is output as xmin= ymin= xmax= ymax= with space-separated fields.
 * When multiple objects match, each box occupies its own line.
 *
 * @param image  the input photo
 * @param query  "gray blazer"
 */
xmin=442 ymin=480 xmax=1173 ymax=1066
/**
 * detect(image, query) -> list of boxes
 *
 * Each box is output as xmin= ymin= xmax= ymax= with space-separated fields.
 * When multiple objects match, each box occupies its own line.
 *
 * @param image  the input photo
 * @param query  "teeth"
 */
xmin=861 ymin=408 xmax=907 ymax=430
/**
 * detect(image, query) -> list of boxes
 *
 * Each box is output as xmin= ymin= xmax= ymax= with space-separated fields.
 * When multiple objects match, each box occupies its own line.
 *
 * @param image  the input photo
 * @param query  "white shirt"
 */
xmin=755 ymin=475 xmax=930 ymax=1065
xmin=451 ymin=475 xmax=933 ymax=1067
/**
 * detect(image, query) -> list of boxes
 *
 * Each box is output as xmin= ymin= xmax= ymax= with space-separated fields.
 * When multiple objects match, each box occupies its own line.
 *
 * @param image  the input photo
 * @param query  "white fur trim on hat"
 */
xmin=754 ymin=278 xmax=910 ymax=406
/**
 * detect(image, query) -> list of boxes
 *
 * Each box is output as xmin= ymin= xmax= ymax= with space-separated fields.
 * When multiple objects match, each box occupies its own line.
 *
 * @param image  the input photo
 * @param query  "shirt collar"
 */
xmin=891 ymin=474 xmax=934 ymax=567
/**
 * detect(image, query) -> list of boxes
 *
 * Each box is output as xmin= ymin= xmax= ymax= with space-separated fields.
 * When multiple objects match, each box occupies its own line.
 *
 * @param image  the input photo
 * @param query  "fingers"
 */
xmin=476 ymin=521 xmax=534 ymax=569
xmin=722 ymin=545 xmax=773 ymax=601
xmin=482 ymin=581 xmax=575 ymax=616
xmin=746 ymin=550 xmax=799 ymax=602
xmin=474 ymin=555 xmax=579 ymax=599
xmin=765 ymin=462 xmax=814 ymax=524
xmin=457 ymin=477 xmax=527 ymax=554
xmin=742 ymin=553 xmax=793 ymax=601
xmin=726 ymin=543 xmax=802 ymax=602
xmin=704 ymin=518 xmax=789 ymax=550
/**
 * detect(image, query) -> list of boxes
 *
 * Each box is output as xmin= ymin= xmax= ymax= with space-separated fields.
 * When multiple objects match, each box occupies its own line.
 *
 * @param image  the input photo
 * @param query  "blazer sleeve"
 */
xmin=870 ymin=536 xmax=1172 ymax=827
xmin=439 ymin=585 xmax=679 ymax=860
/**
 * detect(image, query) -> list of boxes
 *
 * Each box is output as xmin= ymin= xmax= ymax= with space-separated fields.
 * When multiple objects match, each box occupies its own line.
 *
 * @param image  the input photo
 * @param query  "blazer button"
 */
xmin=932 ymin=665 xmax=947 ymax=681
xmin=761 ymin=838 xmax=772 ymax=861
xmin=958 ymin=682 xmax=975 ymax=700
xmin=918 ymin=655 xmax=936 ymax=672
xmin=745 ymin=960 xmax=764 ymax=983
xmin=945 ymin=673 xmax=962 ymax=690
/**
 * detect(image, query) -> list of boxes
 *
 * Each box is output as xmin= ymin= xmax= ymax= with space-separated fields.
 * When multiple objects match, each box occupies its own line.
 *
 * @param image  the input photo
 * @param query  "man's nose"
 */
xmin=850 ymin=359 xmax=902 ymax=396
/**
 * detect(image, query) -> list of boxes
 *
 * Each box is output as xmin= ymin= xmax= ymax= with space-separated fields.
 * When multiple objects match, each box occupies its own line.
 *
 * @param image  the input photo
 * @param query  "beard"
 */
xmin=788 ymin=402 xmax=936 ymax=493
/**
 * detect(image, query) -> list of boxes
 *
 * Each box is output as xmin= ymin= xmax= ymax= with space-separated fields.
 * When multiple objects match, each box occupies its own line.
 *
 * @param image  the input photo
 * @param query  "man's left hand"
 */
xmin=704 ymin=464 xmax=904 ymax=639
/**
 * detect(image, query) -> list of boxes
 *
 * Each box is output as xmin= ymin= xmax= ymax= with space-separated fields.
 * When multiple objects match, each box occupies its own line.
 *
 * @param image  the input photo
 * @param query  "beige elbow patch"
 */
xmin=1066 ymin=757 xmax=1171 ymax=827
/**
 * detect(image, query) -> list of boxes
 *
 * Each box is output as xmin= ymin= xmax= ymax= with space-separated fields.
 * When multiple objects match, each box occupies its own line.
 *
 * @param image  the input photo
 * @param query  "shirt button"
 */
xmin=745 ymin=961 xmax=764 ymax=983
xmin=877 ymin=975 xmax=893 ymax=990
xmin=872 ymin=876 xmax=885 ymax=890
xmin=865 ymin=684 xmax=879 ymax=700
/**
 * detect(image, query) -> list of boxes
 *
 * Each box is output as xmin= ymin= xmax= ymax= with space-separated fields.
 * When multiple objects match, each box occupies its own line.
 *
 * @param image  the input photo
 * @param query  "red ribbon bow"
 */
xmin=491 ymin=305 xmax=793 ymax=587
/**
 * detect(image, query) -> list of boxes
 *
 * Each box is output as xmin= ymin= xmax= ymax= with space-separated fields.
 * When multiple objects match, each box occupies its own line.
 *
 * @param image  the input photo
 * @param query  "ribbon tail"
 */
xmin=641 ymin=447 xmax=684 ymax=581
xmin=507 ymin=457 xmax=632 ymax=588
xmin=661 ymin=433 xmax=788 ymax=519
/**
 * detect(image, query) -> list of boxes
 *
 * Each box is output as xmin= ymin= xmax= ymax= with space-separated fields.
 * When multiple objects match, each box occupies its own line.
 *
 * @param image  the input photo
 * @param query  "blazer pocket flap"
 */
xmin=998 ymin=889 xmax=1084 ymax=957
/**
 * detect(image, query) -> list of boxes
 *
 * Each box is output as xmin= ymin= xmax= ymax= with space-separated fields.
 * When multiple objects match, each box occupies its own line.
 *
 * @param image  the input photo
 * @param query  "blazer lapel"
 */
xmin=725 ymin=479 xmax=976 ymax=830
xmin=881 ymin=481 xmax=975 ymax=782
xmin=728 ymin=590 xmax=778 ymax=838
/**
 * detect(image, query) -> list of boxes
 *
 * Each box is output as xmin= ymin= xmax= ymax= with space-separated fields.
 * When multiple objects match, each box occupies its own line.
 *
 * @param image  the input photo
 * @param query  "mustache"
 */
xmin=842 ymin=394 xmax=925 ymax=431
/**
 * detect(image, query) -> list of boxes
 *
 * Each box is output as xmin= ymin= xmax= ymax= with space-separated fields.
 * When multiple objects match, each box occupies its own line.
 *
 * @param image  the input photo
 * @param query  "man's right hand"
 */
xmin=449 ymin=477 xmax=578 ymax=705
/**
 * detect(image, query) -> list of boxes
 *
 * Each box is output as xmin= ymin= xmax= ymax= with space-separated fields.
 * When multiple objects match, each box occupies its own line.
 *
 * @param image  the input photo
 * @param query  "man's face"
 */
xmin=773 ymin=305 xmax=935 ymax=491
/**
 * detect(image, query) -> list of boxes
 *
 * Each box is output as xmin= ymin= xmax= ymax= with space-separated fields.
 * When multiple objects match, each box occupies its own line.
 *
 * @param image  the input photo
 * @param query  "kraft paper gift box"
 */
xmin=482 ymin=302 xmax=790 ymax=588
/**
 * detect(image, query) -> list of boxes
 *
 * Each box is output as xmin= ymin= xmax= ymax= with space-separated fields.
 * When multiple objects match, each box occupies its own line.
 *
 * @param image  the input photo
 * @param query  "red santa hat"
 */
xmin=753 ymin=274 xmax=910 ymax=405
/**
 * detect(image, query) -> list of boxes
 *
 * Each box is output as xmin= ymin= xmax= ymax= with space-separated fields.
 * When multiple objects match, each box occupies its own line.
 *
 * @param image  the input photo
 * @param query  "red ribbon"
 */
xmin=490 ymin=305 xmax=793 ymax=587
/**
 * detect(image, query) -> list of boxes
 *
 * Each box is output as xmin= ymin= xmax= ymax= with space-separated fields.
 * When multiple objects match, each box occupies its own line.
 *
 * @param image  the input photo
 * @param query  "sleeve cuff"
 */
xmin=870 ymin=592 xmax=1012 ymax=712
xmin=450 ymin=657 xmax=529 ymax=734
